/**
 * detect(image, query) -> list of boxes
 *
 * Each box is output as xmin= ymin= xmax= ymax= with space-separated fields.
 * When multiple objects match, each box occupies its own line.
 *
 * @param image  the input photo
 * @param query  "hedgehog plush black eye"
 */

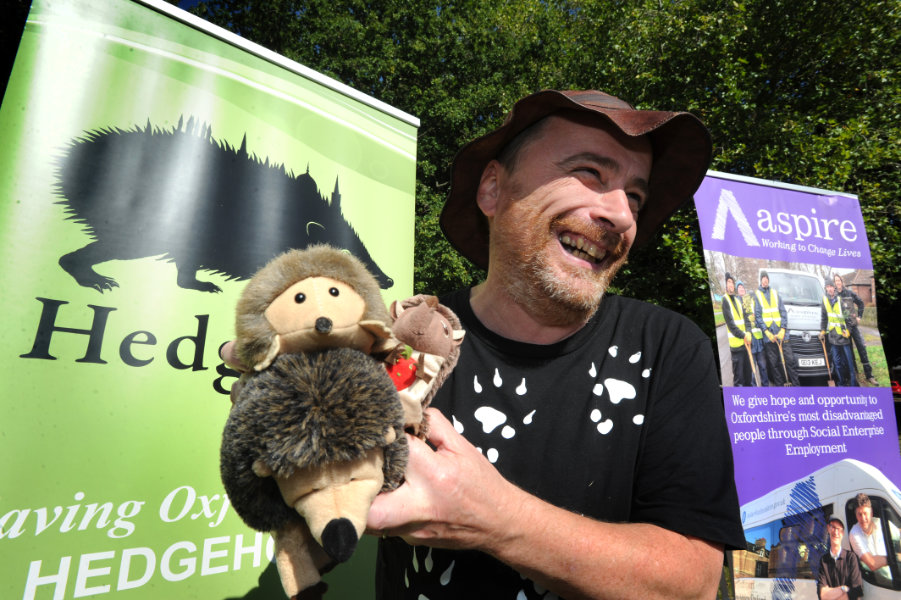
xmin=295 ymin=293 xmax=306 ymax=303
xmin=329 ymin=287 xmax=339 ymax=297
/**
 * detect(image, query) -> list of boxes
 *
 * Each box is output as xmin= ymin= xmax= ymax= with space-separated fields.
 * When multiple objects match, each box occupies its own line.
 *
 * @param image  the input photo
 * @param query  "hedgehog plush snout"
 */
xmin=315 ymin=316 xmax=332 ymax=334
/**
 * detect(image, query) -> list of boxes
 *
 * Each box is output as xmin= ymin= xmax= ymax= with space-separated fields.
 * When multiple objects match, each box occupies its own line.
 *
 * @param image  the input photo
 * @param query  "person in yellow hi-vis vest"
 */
xmin=722 ymin=272 xmax=752 ymax=386
xmin=834 ymin=273 xmax=878 ymax=385
xmin=738 ymin=280 xmax=769 ymax=386
xmin=753 ymin=270 xmax=800 ymax=386
xmin=821 ymin=277 xmax=858 ymax=386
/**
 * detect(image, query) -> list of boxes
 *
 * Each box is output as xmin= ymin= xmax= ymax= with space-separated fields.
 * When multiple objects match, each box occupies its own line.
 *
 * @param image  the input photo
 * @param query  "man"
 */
xmin=817 ymin=517 xmax=862 ymax=600
xmin=739 ymin=280 xmax=769 ymax=386
xmin=753 ymin=270 xmax=801 ymax=386
xmin=834 ymin=273 xmax=879 ymax=385
xmin=722 ymin=273 xmax=753 ymax=386
xmin=849 ymin=493 xmax=894 ymax=583
xmin=367 ymin=90 xmax=744 ymax=599
xmin=821 ymin=278 xmax=857 ymax=386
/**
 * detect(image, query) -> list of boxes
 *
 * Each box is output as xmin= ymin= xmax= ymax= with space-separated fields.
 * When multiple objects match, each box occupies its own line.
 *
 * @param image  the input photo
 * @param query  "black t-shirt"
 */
xmin=376 ymin=289 xmax=744 ymax=599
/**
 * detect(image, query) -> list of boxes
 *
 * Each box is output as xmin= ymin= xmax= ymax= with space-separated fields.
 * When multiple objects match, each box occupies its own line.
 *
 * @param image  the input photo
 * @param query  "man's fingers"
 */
xmin=367 ymin=433 xmax=433 ymax=533
xmin=219 ymin=340 xmax=249 ymax=372
xmin=367 ymin=481 xmax=417 ymax=533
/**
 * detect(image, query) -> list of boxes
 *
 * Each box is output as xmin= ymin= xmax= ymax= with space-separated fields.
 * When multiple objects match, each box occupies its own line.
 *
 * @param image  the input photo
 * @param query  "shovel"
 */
xmin=819 ymin=336 xmax=836 ymax=387
xmin=745 ymin=343 xmax=761 ymax=386
xmin=776 ymin=337 xmax=792 ymax=386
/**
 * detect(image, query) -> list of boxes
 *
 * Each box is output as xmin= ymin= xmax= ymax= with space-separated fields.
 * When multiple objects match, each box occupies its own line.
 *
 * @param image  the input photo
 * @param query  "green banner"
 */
xmin=0 ymin=1 xmax=417 ymax=598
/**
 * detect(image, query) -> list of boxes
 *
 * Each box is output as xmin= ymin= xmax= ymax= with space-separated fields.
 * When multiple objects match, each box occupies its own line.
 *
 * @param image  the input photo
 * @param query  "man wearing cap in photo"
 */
xmin=739 ymin=280 xmax=770 ymax=386
xmin=368 ymin=90 xmax=744 ymax=599
xmin=834 ymin=273 xmax=879 ymax=386
xmin=753 ymin=270 xmax=801 ymax=386
xmin=722 ymin=273 xmax=753 ymax=386
xmin=821 ymin=277 xmax=858 ymax=386
xmin=817 ymin=517 xmax=863 ymax=600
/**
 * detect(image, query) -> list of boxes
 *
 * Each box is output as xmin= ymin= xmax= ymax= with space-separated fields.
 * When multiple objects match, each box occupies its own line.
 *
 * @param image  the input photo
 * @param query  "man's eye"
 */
xmin=628 ymin=194 xmax=644 ymax=213
xmin=576 ymin=167 xmax=601 ymax=178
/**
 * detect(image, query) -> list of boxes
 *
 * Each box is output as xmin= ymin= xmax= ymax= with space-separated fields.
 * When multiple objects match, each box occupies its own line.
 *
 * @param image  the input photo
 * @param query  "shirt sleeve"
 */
xmin=815 ymin=557 xmax=828 ymax=597
xmin=849 ymin=525 xmax=866 ymax=556
xmin=722 ymin=297 xmax=745 ymax=339
xmin=630 ymin=318 xmax=745 ymax=549
xmin=849 ymin=551 xmax=863 ymax=598
xmin=777 ymin=295 xmax=788 ymax=329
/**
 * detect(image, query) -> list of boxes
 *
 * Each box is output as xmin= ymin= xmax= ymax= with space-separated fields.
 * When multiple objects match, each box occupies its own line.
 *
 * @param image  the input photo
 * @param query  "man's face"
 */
xmin=726 ymin=279 xmax=735 ymax=295
xmin=761 ymin=276 xmax=769 ymax=288
xmin=737 ymin=283 xmax=745 ymax=296
xmin=478 ymin=114 xmax=652 ymax=325
xmin=826 ymin=283 xmax=835 ymax=297
xmin=828 ymin=521 xmax=844 ymax=546
xmin=856 ymin=505 xmax=873 ymax=532
xmin=834 ymin=275 xmax=844 ymax=292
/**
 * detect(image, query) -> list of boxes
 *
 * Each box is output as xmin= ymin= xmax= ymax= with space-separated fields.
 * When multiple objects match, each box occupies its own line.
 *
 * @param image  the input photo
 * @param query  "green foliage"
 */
xmin=172 ymin=0 xmax=901 ymax=364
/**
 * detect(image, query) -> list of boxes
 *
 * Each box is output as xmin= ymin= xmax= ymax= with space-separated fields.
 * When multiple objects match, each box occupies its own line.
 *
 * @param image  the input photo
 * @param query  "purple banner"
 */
xmin=695 ymin=172 xmax=901 ymax=599
xmin=696 ymin=175 xmax=872 ymax=270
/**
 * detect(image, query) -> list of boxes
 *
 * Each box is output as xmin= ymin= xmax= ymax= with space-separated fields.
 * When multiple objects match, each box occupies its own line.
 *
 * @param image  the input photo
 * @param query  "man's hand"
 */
xmin=744 ymin=332 xmax=752 ymax=346
xmin=777 ymin=328 xmax=786 ymax=341
xmin=367 ymin=408 xmax=517 ymax=550
xmin=818 ymin=331 xmax=826 ymax=342
xmin=366 ymin=409 xmax=724 ymax=600
xmin=766 ymin=331 xmax=776 ymax=343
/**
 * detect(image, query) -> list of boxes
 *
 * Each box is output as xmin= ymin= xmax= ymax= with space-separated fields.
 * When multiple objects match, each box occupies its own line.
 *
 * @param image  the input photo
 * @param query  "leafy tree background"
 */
xmin=3 ymin=0 xmax=899 ymax=372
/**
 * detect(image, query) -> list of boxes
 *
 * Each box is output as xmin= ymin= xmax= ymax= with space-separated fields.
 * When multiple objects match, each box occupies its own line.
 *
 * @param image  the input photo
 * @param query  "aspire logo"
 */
xmin=708 ymin=187 xmax=859 ymax=246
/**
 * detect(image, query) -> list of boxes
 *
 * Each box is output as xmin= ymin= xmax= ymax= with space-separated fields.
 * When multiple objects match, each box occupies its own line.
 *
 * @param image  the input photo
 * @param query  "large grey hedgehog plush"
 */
xmin=221 ymin=245 xmax=407 ymax=599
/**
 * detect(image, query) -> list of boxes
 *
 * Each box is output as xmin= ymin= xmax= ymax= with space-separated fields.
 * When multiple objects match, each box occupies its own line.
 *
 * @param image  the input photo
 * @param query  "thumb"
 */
xmin=219 ymin=340 xmax=249 ymax=372
xmin=422 ymin=408 xmax=459 ymax=452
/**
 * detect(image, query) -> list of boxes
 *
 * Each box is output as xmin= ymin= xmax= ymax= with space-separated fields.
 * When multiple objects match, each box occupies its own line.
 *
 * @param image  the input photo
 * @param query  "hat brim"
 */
xmin=440 ymin=90 xmax=712 ymax=270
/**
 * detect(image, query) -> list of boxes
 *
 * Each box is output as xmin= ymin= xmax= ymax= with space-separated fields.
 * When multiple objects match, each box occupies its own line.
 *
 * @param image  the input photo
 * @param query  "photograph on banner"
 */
xmin=0 ymin=0 xmax=416 ymax=599
xmin=694 ymin=172 xmax=901 ymax=600
xmin=706 ymin=252 xmax=886 ymax=389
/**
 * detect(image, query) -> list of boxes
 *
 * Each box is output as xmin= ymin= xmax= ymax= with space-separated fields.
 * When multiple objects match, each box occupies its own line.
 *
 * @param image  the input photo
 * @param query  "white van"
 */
xmin=735 ymin=459 xmax=901 ymax=599
xmin=758 ymin=268 xmax=830 ymax=383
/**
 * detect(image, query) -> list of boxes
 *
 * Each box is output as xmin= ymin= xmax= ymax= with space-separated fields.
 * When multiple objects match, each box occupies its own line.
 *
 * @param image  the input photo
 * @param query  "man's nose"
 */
xmin=589 ymin=188 xmax=636 ymax=234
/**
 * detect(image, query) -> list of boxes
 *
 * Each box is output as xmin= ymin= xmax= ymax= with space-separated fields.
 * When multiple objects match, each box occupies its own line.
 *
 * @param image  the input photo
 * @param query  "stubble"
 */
xmin=491 ymin=205 xmax=629 ymax=327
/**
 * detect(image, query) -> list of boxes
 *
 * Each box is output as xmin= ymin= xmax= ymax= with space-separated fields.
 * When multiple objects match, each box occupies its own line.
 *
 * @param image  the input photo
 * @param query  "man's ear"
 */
xmin=476 ymin=160 xmax=502 ymax=217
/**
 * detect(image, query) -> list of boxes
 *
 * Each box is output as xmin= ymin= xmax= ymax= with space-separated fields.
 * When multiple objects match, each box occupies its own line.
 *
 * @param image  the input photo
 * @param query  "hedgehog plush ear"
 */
xmin=389 ymin=300 xmax=403 ymax=320
xmin=254 ymin=336 xmax=282 ymax=371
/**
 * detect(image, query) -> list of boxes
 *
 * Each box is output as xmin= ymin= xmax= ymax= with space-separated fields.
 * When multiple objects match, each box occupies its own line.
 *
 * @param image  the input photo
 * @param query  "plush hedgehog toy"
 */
xmin=220 ymin=245 xmax=407 ymax=599
xmin=387 ymin=295 xmax=465 ymax=438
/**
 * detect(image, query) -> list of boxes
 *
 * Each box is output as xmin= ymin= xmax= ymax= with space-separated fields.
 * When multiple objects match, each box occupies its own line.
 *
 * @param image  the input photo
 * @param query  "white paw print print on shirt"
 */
xmin=587 ymin=345 xmax=650 ymax=435
xmin=403 ymin=547 xmax=455 ymax=595
xmin=453 ymin=368 xmax=537 ymax=464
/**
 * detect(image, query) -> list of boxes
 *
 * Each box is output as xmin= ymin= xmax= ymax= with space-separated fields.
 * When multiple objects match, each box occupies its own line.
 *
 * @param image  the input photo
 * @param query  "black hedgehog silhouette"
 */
xmin=55 ymin=117 xmax=393 ymax=293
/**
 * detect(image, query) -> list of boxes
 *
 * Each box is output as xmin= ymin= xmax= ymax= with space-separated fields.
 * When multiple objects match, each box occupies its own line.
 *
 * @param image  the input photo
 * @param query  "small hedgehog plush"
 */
xmin=387 ymin=295 xmax=465 ymax=437
xmin=220 ymin=245 xmax=407 ymax=599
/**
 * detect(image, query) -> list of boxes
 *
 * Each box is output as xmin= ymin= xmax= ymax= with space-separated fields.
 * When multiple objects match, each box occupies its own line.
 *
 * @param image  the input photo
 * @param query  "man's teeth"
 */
xmin=559 ymin=234 xmax=606 ymax=263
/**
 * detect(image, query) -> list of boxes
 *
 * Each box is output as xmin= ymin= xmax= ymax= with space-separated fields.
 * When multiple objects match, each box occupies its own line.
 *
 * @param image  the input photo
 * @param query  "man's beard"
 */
xmin=491 ymin=210 xmax=630 ymax=327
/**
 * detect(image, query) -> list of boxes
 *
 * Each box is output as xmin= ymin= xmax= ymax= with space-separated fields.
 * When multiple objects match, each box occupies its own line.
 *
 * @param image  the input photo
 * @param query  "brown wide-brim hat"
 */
xmin=440 ymin=89 xmax=713 ymax=270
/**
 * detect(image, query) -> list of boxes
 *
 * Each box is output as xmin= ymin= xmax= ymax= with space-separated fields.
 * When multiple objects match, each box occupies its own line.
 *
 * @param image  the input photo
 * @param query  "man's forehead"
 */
xmin=542 ymin=111 xmax=653 ymax=153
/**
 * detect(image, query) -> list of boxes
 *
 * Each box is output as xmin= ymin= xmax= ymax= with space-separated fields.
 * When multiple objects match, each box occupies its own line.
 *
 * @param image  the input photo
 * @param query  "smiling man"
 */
xmin=817 ymin=517 xmax=862 ymax=599
xmin=368 ymin=90 xmax=744 ymax=600
xmin=849 ymin=493 xmax=892 ymax=582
